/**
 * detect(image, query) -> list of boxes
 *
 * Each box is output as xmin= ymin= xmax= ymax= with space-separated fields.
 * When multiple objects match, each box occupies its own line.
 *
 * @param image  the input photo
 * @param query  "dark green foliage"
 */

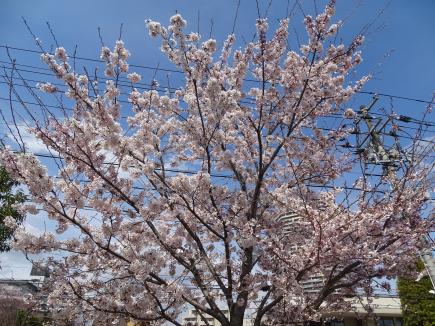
xmin=16 ymin=310 xmax=47 ymax=326
xmin=0 ymin=166 xmax=25 ymax=252
xmin=397 ymin=260 xmax=435 ymax=326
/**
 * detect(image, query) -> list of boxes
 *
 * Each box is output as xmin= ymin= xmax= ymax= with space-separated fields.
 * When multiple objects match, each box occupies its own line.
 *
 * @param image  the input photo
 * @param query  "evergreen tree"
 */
xmin=0 ymin=165 xmax=25 ymax=252
xmin=398 ymin=260 xmax=435 ymax=326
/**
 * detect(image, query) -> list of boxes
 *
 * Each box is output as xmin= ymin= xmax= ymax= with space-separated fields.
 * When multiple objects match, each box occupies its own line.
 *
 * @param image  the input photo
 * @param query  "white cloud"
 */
xmin=23 ymin=221 xmax=44 ymax=237
xmin=11 ymin=126 xmax=51 ymax=154
xmin=2 ymin=123 xmax=54 ymax=154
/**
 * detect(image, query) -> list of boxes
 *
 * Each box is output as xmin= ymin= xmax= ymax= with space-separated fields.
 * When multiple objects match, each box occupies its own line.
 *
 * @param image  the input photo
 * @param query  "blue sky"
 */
xmin=0 ymin=0 xmax=434 ymax=279
xmin=0 ymin=0 xmax=433 ymax=103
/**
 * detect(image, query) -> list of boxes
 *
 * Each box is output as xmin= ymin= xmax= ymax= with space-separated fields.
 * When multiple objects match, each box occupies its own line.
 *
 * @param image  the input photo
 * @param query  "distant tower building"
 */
xmin=276 ymin=211 xmax=302 ymax=234
xmin=276 ymin=211 xmax=324 ymax=294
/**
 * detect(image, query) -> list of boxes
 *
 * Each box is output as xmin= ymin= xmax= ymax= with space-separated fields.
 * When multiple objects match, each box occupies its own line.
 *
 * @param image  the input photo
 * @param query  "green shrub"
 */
xmin=397 ymin=260 xmax=435 ymax=326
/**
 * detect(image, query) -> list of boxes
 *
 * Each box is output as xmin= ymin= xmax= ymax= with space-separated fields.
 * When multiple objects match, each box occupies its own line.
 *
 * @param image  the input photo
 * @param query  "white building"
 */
xmin=323 ymin=295 xmax=403 ymax=326
xmin=276 ymin=211 xmax=324 ymax=294
xmin=180 ymin=296 xmax=403 ymax=326
xmin=182 ymin=309 xmax=252 ymax=326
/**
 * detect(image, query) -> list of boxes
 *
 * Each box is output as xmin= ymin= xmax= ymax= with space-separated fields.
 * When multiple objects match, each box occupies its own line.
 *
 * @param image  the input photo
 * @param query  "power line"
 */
xmin=1 ymin=44 xmax=434 ymax=105
xmin=357 ymin=90 xmax=434 ymax=105
xmin=1 ymin=61 xmax=434 ymax=129
xmin=1 ymin=96 xmax=433 ymax=146
xmin=1 ymin=61 xmax=433 ymax=130
xmin=1 ymin=72 xmax=434 ymax=135
xmin=1 ymin=45 xmax=182 ymax=74
xmin=0 ymin=59 xmax=161 ymax=91
xmin=1 ymin=66 xmax=434 ymax=130
xmin=14 ymin=151 xmax=428 ymax=196
xmin=1 ymin=54 xmax=433 ymax=170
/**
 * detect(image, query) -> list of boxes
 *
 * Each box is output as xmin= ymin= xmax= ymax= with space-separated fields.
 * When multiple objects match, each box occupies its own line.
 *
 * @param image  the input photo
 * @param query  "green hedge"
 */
xmin=397 ymin=260 xmax=435 ymax=326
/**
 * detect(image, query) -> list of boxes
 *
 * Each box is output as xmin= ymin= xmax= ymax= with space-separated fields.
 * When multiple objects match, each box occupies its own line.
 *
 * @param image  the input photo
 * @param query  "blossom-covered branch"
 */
xmin=1 ymin=1 xmax=433 ymax=325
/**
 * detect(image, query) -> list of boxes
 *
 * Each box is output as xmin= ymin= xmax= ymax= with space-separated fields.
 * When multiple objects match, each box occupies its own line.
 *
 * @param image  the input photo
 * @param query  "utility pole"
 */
xmin=351 ymin=95 xmax=434 ymax=291
xmin=420 ymin=251 xmax=435 ymax=292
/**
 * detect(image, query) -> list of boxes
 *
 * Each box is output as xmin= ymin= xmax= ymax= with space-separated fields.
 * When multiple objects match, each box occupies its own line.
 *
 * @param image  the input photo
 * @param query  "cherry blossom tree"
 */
xmin=1 ymin=1 xmax=433 ymax=325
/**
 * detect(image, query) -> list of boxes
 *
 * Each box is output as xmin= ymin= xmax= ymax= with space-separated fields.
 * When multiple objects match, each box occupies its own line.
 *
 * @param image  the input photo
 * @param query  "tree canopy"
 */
xmin=0 ymin=165 xmax=25 ymax=252
xmin=398 ymin=259 xmax=435 ymax=326
xmin=0 ymin=1 xmax=433 ymax=325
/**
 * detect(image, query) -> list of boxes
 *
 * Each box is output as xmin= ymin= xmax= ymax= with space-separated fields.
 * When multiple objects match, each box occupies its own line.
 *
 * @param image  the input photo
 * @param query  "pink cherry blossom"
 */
xmin=0 ymin=2 xmax=433 ymax=325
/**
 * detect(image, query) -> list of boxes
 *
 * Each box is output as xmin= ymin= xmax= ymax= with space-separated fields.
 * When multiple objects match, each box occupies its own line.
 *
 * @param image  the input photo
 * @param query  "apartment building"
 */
xmin=182 ymin=309 xmax=253 ymax=326
xmin=276 ymin=211 xmax=324 ymax=294
xmin=180 ymin=296 xmax=403 ymax=326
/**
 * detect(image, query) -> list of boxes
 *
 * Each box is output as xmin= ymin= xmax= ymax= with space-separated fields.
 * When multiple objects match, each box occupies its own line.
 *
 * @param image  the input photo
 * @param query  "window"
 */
xmin=331 ymin=321 xmax=345 ymax=326
xmin=377 ymin=318 xmax=394 ymax=326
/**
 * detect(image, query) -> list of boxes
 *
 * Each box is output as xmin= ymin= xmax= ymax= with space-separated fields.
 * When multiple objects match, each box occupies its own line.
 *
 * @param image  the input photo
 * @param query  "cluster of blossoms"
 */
xmin=0 ymin=2 xmax=432 ymax=326
xmin=100 ymin=40 xmax=130 ymax=76
xmin=36 ymin=82 xmax=57 ymax=93
xmin=3 ymin=215 xmax=18 ymax=229
xmin=127 ymin=72 xmax=142 ymax=83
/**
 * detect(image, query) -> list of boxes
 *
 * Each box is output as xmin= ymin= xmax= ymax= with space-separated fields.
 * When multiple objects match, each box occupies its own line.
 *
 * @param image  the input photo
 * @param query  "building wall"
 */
xmin=335 ymin=317 xmax=403 ymax=326
xmin=181 ymin=296 xmax=403 ymax=326
xmin=182 ymin=309 xmax=252 ymax=326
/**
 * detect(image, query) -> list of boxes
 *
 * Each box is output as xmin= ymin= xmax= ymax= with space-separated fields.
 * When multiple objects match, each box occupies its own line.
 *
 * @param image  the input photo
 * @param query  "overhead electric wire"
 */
xmin=0 ymin=59 xmax=163 ymax=91
xmin=1 ymin=65 xmax=433 ymax=133
xmin=1 ymin=69 xmax=434 ymax=134
xmin=1 ymin=96 xmax=433 ymax=147
xmin=1 ymin=44 xmax=434 ymax=105
xmin=1 ymin=66 xmax=434 ymax=130
xmin=2 ymin=60 xmax=435 ymax=128
xmin=1 ymin=46 xmax=433 ymax=186
xmin=1 ymin=60 xmax=434 ymax=133
xmin=0 ymin=45 xmax=181 ymax=74
xmin=16 ymin=151 xmax=431 ymax=197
